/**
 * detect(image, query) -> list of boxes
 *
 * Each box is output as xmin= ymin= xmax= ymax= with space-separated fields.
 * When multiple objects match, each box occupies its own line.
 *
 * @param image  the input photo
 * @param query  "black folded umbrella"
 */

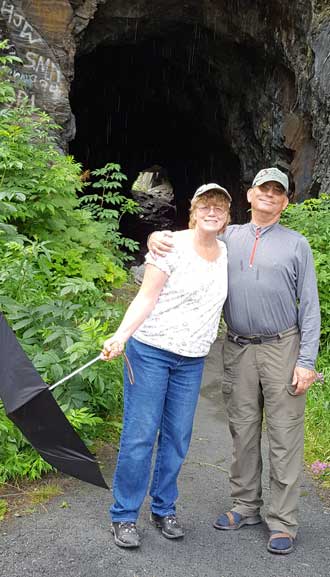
xmin=0 ymin=313 xmax=108 ymax=489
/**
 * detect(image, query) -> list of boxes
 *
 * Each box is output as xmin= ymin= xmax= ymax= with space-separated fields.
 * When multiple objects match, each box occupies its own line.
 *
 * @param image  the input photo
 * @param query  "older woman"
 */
xmin=102 ymin=183 xmax=231 ymax=548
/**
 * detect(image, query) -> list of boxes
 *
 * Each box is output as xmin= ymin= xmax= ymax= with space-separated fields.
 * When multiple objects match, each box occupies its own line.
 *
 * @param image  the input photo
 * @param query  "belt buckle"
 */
xmin=250 ymin=337 xmax=262 ymax=344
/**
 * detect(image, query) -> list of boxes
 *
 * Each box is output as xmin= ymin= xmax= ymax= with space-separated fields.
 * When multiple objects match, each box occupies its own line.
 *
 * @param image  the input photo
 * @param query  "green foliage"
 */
xmin=281 ymin=194 xmax=330 ymax=358
xmin=0 ymin=43 xmax=140 ymax=284
xmin=0 ymin=401 xmax=110 ymax=483
xmin=0 ymin=108 xmax=136 ymax=283
xmin=304 ymin=368 xmax=330 ymax=465
xmin=281 ymin=194 xmax=330 ymax=465
xmin=79 ymin=162 xmax=141 ymax=264
xmin=0 ymin=40 xmax=21 ymax=104
xmin=0 ymin=407 xmax=54 ymax=483
xmin=0 ymin=41 xmax=136 ymax=484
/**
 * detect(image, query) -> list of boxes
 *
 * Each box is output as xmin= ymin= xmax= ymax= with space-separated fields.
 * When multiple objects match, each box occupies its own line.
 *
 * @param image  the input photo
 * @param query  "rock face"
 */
xmin=1 ymin=0 xmax=330 ymax=229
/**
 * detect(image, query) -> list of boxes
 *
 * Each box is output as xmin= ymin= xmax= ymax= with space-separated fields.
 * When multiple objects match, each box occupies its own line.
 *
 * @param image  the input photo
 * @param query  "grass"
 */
xmin=304 ymin=366 xmax=330 ymax=462
xmin=0 ymin=478 xmax=66 ymax=521
xmin=304 ymin=363 xmax=330 ymax=490
xmin=0 ymin=499 xmax=8 ymax=520
xmin=27 ymin=483 xmax=63 ymax=506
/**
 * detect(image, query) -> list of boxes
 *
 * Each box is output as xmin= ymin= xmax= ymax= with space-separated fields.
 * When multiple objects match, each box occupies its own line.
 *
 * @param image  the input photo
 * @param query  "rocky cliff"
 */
xmin=1 ymin=0 xmax=330 ymax=226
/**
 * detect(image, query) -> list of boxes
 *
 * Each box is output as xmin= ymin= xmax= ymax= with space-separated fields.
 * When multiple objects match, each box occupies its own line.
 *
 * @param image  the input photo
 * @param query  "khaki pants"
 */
xmin=222 ymin=328 xmax=305 ymax=537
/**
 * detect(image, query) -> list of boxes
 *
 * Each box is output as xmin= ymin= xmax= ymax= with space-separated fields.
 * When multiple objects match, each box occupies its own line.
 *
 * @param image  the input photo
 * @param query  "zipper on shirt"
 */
xmin=249 ymin=226 xmax=261 ymax=268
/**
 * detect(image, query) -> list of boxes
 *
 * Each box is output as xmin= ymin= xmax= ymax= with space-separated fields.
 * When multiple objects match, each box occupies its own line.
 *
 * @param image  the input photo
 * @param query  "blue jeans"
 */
xmin=110 ymin=337 xmax=205 ymax=522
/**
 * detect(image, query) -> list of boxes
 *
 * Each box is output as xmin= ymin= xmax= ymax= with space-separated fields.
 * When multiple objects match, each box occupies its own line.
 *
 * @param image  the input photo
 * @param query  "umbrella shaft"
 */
xmin=49 ymin=355 xmax=101 ymax=391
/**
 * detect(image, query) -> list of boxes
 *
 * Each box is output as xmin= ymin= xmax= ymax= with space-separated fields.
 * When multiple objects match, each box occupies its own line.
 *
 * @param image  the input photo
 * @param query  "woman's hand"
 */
xmin=101 ymin=336 xmax=125 ymax=360
xmin=148 ymin=231 xmax=174 ymax=257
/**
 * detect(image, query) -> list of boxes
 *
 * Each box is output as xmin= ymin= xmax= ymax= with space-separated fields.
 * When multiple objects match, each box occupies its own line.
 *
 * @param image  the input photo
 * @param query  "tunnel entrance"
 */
xmin=69 ymin=14 xmax=297 ymax=239
xmin=69 ymin=25 xmax=247 ymax=234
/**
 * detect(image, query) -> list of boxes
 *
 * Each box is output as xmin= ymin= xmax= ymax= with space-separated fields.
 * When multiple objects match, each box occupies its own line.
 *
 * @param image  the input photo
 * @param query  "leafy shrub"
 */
xmin=0 ymin=40 xmax=138 ymax=483
xmin=281 ymin=194 xmax=330 ymax=465
xmin=0 ymin=412 xmax=54 ymax=483
xmin=282 ymin=195 xmax=330 ymax=351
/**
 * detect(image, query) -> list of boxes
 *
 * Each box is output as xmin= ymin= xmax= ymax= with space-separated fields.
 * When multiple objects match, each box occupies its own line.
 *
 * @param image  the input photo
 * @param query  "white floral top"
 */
xmin=133 ymin=232 xmax=228 ymax=357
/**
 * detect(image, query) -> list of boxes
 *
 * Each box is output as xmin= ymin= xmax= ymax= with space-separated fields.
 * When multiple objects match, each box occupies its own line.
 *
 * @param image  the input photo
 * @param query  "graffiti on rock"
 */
xmin=1 ymin=1 xmax=41 ymax=44
xmin=1 ymin=0 xmax=63 ymax=102
xmin=25 ymin=51 xmax=61 ymax=92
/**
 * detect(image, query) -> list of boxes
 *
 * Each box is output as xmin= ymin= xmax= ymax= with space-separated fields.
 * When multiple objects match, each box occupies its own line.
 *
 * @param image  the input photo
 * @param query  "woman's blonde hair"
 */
xmin=189 ymin=190 xmax=231 ymax=233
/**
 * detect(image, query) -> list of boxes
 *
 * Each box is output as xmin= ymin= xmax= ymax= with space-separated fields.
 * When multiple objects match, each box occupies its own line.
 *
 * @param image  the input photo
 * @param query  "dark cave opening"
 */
xmin=69 ymin=28 xmax=245 ymax=243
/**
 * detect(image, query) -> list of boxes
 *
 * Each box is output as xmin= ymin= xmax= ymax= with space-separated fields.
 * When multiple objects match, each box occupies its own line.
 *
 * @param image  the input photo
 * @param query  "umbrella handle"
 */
xmin=49 ymin=352 xmax=135 ymax=391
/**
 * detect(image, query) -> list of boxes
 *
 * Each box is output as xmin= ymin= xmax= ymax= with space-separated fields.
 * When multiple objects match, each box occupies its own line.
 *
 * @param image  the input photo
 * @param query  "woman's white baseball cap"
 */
xmin=192 ymin=183 xmax=232 ymax=203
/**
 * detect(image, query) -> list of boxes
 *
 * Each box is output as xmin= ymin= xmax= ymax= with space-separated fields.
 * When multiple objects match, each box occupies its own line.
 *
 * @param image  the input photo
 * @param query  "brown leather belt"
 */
xmin=227 ymin=326 xmax=298 ymax=347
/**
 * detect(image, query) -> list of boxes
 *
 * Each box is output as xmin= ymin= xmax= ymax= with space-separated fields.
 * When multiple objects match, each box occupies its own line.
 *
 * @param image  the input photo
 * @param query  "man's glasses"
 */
xmin=197 ymin=205 xmax=227 ymax=216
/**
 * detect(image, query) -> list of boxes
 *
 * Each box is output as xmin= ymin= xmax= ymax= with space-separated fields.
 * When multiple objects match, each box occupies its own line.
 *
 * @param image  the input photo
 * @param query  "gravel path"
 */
xmin=1 ymin=340 xmax=329 ymax=577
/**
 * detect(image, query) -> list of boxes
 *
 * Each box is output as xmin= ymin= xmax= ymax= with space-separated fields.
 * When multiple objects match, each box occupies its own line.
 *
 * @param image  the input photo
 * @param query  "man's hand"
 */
xmin=148 ymin=230 xmax=174 ymax=258
xmin=101 ymin=336 xmax=124 ymax=360
xmin=291 ymin=366 xmax=316 ymax=395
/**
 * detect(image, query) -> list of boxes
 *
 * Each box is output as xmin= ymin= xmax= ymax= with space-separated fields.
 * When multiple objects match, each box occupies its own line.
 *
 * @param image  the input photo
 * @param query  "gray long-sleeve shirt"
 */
xmin=222 ymin=222 xmax=320 ymax=369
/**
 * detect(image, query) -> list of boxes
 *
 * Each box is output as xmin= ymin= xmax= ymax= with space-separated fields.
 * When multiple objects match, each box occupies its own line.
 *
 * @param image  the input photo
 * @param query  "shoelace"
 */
xmin=119 ymin=522 xmax=137 ymax=533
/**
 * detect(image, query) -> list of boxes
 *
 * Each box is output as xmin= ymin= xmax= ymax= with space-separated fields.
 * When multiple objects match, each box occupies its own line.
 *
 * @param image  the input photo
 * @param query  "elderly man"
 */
xmin=148 ymin=168 xmax=320 ymax=555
